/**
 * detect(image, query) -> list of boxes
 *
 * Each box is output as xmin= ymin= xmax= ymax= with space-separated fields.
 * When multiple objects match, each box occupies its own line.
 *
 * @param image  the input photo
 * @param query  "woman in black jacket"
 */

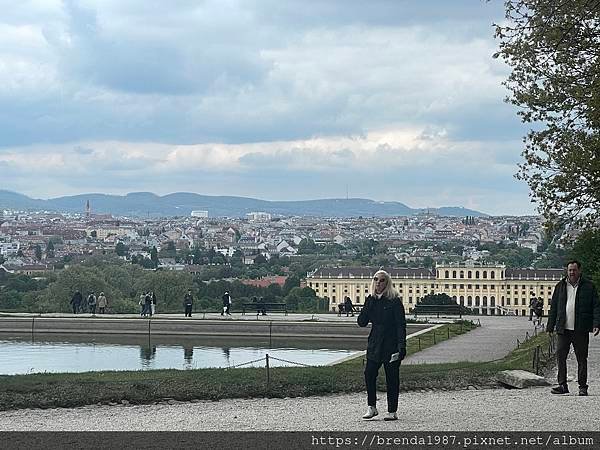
xmin=357 ymin=269 xmax=406 ymax=421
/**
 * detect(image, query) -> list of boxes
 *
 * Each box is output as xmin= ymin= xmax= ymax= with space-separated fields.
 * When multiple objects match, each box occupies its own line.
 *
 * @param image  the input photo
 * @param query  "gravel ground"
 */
xmin=0 ymin=317 xmax=598 ymax=432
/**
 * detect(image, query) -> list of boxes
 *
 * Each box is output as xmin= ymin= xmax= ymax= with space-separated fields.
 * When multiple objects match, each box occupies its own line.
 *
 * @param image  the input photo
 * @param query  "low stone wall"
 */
xmin=0 ymin=317 xmax=428 ymax=339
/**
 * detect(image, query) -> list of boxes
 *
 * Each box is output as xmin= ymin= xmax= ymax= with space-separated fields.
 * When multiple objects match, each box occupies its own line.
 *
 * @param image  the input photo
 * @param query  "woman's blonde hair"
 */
xmin=369 ymin=269 xmax=399 ymax=298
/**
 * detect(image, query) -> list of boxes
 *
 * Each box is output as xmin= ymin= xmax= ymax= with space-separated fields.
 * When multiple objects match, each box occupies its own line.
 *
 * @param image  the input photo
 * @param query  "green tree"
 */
xmin=45 ymin=241 xmax=55 ymax=259
xmin=419 ymin=293 xmax=454 ymax=305
xmin=115 ymin=242 xmax=129 ymax=257
xmin=282 ymin=274 xmax=300 ymax=295
xmin=570 ymin=229 xmax=600 ymax=287
xmin=34 ymin=245 xmax=42 ymax=261
xmin=253 ymin=254 xmax=267 ymax=265
xmin=298 ymin=238 xmax=319 ymax=254
xmin=494 ymin=0 xmax=600 ymax=228
xmin=150 ymin=246 xmax=159 ymax=268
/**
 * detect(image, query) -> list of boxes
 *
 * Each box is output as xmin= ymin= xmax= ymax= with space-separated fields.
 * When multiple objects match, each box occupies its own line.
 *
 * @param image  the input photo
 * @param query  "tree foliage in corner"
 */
xmin=494 ymin=0 xmax=600 ymax=228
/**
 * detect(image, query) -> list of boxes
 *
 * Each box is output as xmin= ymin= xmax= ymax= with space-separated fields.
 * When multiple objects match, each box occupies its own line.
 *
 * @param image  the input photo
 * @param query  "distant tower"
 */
xmin=86 ymin=200 xmax=91 ymax=218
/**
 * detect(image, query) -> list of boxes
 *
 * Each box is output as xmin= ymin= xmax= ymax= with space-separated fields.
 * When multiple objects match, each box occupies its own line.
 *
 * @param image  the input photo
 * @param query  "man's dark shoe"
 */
xmin=579 ymin=387 xmax=588 ymax=396
xmin=551 ymin=385 xmax=569 ymax=395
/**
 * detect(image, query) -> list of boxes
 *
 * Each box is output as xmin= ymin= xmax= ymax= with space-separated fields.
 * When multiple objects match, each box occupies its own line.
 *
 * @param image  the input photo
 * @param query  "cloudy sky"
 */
xmin=0 ymin=0 xmax=535 ymax=215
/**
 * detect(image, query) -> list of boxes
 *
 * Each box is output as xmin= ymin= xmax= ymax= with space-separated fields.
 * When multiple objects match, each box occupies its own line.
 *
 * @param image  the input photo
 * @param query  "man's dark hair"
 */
xmin=566 ymin=259 xmax=582 ymax=269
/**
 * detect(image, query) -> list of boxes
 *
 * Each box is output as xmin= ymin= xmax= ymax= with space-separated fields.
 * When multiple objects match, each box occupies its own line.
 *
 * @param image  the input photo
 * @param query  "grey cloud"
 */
xmin=58 ymin=0 xmax=271 ymax=96
xmin=238 ymin=147 xmax=356 ymax=169
xmin=73 ymin=146 xmax=94 ymax=155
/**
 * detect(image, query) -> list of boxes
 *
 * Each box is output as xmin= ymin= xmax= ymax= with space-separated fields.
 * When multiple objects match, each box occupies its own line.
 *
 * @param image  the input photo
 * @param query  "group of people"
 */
xmin=528 ymin=294 xmax=545 ymax=326
xmin=357 ymin=261 xmax=599 ymax=421
xmin=70 ymin=290 xmax=107 ymax=315
xmin=139 ymin=291 xmax=157 ymax=317
xmin=338 ymin=296 xmax=356 ymax=317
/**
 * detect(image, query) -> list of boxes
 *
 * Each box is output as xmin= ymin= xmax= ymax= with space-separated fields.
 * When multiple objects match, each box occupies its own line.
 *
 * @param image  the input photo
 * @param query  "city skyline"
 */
xmin=0 ymin=1 xmax=535 ymax=216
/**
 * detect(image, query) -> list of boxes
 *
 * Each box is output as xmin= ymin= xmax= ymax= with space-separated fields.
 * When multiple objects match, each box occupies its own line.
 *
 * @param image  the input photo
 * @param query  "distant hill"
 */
xmin=0 ymin=190 xmax=488 ymax=218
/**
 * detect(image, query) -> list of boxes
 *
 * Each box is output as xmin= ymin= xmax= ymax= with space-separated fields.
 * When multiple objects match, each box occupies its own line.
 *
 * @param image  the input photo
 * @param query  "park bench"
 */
xmin=412 ymin=304 xmax=465 ymax=318
xmin=337 ymin=304 xmax=364 ymax=316
xmin=242 ymin=302 xmax=288 ymax=316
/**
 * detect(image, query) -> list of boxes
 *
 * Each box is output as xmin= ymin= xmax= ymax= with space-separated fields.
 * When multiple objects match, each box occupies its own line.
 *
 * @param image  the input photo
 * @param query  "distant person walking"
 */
xmin=529 ymin=293 xmax=537 ymax=321
xmin=144 ymin=292 xmax=153 ymax=317
xmin=87 ymin=292 xmax=97 ymax=316
xmin=534 ymin=297 xmax=544 ymax=327
xmin=97 ymin=292 xmax=107 ymax=314
xmin=139 ymin=293 xmax=146 ymax=316
xmin=70 ymin=290 xmax=82 ymax=314
xmin=547 ymin=260 xmax=600 ymax=396
xmin=150 ymin=291 xmax=157 ymax=316
xmin=222 ymin=291 xmax=232 ymax=316
xmin=257 ymin=296 xmax=267 ymax=316
xmin=184 ymin=289 xmax=194 ymax=317
xmin=344 ymin=295 xmax=355 ymax=317
xmin=357 ymin=269 xmax=407 ymax=421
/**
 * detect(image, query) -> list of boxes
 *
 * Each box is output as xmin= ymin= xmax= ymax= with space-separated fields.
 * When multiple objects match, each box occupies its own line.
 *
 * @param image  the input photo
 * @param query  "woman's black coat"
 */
xmin=357 ymin=294 xmax=407 ymax=362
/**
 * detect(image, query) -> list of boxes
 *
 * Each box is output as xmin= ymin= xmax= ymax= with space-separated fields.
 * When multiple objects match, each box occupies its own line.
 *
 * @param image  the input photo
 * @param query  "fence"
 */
xmin=225 ymin=353 xmax=312 ymax=388
xmin=224 ymin=320 xmax=480 ymax=386
xmin=515 ymin=328 xmax=557 ymax=375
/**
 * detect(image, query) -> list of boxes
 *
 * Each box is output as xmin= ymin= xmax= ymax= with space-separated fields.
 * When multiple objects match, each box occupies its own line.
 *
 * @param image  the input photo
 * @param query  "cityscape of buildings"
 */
xmin=0 ymin=202 xmax=564 ymax=314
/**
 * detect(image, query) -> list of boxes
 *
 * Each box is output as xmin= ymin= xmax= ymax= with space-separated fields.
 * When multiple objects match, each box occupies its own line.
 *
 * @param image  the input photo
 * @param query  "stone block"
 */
xmin=497 ymin=370 xmax=550 ymax=389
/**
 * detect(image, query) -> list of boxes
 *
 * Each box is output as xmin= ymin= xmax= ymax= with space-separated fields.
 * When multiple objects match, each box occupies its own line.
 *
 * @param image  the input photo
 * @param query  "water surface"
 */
xmin=0 ymin=333 xmax=364 ymax=375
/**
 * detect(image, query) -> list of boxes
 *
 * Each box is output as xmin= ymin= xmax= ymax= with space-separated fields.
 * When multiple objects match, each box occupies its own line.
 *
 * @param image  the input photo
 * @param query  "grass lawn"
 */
xmin=0 ymin=321 xmax=553 ymax=411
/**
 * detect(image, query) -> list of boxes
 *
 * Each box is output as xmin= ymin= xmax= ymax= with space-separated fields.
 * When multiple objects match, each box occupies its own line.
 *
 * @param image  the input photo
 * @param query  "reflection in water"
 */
xmin=0 ymin=333 xmax=364 ymax=375
xmin=183 ymin=345 xmax=194 ymax=367
xmin=140 ymin=345 xmax=157 ymax=366
xmin=222 ymin=347 xmax=231 ymax=366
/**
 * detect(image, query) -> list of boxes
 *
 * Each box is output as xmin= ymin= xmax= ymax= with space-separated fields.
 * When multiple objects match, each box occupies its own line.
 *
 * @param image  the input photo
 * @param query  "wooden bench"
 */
xmin=337 ymin=304 xmax=364 ymax=316
xmin=242 ymin=303 xmax=288 ymax=316
xmin=412 ymin=304 xmax=465 ymax=318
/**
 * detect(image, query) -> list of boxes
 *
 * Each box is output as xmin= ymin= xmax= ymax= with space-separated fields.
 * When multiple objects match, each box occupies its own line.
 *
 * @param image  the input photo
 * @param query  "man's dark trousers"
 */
xmin=556 ymin=330 xmax=589 ymax=388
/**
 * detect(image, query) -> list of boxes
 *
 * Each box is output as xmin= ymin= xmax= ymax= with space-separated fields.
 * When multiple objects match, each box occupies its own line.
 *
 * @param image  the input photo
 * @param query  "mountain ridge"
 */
xmin=0 ymin=189 xmax=488 ymax=218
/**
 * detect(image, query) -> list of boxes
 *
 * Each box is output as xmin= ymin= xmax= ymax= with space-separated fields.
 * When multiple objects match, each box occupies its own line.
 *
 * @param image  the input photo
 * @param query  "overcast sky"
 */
xmin=0 ymin=0 xmax=536 ymax=215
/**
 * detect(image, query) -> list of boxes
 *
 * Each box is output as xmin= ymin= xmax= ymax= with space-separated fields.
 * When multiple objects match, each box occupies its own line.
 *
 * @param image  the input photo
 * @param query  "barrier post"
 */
xmin=265 ymin=354 xmax=270 ymax=389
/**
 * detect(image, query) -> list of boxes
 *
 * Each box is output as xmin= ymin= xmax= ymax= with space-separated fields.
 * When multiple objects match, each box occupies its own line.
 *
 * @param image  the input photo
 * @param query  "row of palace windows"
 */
xmin=441 ymin=270 xmax=498 ymax=279
xmin=312 ymin=281 xmax=555 ymax=293
xmin=452 ymin=295 xmax=497 ymax=307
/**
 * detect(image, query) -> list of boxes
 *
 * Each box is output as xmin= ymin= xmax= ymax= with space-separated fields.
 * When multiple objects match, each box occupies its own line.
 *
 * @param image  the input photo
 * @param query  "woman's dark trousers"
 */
xmin=364 ymin=358 xmax=400 ymax=412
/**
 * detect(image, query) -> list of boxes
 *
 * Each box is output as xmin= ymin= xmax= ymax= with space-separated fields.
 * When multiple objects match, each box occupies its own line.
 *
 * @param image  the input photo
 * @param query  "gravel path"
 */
xmin=1 ymin=317 xmax=598 ymax=431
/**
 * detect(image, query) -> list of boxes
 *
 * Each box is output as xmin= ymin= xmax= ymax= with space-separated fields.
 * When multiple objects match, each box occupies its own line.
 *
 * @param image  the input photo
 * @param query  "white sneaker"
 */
xmin=383 ymin=412 xmax=398 ymax=421
xmin=362 ymin=406 xmax=378 ymax=419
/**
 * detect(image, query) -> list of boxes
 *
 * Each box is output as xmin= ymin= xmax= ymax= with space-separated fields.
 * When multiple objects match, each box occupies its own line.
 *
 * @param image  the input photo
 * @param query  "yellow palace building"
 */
xmin=306 ymin=263 xmax=564 ymax=316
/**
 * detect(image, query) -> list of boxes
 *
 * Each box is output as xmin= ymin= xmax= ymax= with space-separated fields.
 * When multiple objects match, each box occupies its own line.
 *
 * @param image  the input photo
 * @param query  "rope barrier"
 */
xmin=225 ymin=354 xmax=312 ymax=369
xmin=225 ymin=357 xmax=266 ymax=369
xmin=268 ymin=356 xmax=312 ymax=367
